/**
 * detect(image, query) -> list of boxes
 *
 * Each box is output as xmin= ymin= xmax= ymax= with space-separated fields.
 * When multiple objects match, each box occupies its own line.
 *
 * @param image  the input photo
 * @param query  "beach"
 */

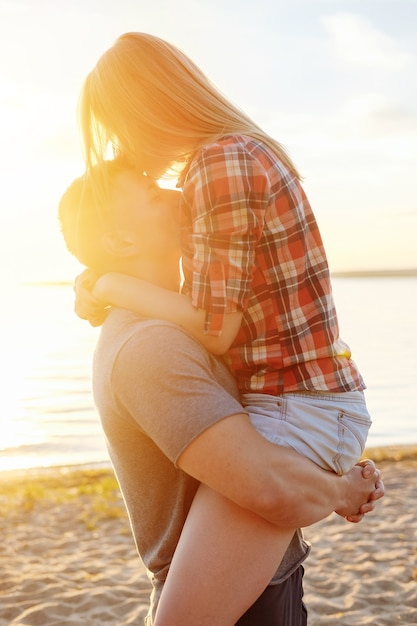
xmin=1 ymin=446 xmax=417 ymax=626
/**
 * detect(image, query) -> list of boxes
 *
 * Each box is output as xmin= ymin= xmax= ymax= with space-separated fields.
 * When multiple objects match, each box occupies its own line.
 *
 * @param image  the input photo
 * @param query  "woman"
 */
xmin=77 ymin=32 xmax=374 ymax=626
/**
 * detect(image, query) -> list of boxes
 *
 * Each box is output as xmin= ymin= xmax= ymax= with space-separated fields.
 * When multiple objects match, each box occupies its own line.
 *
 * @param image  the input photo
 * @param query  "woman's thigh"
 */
xmin=154 ymin=483 xmax=295 ymax=626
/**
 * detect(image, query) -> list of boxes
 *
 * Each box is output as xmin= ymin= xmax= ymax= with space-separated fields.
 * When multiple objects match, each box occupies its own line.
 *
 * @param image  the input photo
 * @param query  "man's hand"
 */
xmin=74 ymin=269 xmax=110 ymax=327
xmin=335 ymin=459 xmax=385 ymax=524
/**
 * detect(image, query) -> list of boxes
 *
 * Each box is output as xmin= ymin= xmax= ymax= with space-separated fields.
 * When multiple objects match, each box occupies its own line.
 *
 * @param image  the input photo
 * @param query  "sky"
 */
xmin=0 ymin=0 xmax=416 ymax=283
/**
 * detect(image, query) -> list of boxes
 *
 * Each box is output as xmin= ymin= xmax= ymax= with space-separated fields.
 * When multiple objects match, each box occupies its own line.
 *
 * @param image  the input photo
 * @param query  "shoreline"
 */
xmin=2 ymin=442 xmax=417 ymax=482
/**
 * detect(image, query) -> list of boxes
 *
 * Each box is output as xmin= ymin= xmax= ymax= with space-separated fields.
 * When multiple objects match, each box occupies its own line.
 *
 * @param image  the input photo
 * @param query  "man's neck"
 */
xmin=135 ymin=258 xmax=180 ymax=292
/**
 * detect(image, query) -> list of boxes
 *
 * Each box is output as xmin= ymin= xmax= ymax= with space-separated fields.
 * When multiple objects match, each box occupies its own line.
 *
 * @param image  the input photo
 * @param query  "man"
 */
xmin=58 ymin=160 xmax=383 ymax=626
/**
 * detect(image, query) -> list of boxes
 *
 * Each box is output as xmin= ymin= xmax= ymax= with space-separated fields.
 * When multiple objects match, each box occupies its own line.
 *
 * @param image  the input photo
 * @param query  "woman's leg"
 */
xmin=154 ymin=483 xmax=295 ymax=626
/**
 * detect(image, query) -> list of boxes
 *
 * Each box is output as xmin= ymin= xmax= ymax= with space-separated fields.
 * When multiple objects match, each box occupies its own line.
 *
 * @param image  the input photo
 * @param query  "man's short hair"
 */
xmin=58 ymin=159 xmax=132 ymax=270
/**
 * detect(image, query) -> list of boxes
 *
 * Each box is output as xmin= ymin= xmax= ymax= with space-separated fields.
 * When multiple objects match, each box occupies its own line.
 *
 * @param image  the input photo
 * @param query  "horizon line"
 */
xmin=330 ymin=268 xmax=417 ymax=278
xmin=21 ymin=267 xmax=417 ymax=287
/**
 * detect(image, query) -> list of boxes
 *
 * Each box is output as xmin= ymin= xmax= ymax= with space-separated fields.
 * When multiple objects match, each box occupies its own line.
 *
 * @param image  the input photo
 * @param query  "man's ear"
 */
xmin=101 ymin=230 xmax=140 ymax=258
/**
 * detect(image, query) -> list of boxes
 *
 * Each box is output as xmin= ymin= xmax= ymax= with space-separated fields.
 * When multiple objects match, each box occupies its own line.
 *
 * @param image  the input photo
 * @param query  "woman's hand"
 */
xmin=74 ymin=269 xmax=110 ymax=327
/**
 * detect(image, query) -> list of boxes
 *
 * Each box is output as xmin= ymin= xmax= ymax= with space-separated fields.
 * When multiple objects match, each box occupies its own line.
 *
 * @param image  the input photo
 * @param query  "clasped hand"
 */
xmin=337 ymin=459 xmax=384 ymax=524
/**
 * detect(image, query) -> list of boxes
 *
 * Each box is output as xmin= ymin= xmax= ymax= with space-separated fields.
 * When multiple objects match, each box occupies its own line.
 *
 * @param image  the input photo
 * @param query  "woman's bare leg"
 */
xmin=154 ymin=483 xmax=295 ymax=626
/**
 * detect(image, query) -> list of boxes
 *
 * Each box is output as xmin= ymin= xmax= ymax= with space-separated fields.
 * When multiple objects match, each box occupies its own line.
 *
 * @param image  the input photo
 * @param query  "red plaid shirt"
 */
xmin=180 ymin=135 xmax=364 ymax=394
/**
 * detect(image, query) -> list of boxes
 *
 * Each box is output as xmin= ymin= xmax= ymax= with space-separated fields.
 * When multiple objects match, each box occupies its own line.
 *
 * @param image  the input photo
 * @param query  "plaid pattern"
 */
xmin=180 ymin=135 xmax=364 ymax=394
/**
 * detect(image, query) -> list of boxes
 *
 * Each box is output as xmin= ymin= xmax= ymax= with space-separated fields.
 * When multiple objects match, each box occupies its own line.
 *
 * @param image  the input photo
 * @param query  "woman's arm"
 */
xmin=92 ymin=271 xmax=243 ymax=355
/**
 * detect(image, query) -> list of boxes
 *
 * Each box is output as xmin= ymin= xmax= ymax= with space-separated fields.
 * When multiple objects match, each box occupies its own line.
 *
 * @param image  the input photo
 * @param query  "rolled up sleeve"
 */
xmin=181 ymin=139 xmax=269 ymax=336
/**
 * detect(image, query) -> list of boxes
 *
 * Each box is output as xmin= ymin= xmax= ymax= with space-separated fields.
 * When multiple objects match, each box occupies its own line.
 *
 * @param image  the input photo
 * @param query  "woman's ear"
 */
xmin=101 ymin=230 xmax=140 ymax=258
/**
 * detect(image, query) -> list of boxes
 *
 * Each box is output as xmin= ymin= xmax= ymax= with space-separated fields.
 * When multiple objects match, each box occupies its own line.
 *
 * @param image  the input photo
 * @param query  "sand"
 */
xmin=1 ymin=447 xmax=416 ymax=626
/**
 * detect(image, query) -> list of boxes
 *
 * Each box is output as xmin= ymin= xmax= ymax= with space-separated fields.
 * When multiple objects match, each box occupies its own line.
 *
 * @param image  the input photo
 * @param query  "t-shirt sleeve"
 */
xmin=181 ymin=141 xmax=270 ymax=335
xmin=110 ymin=322 xmax=244 ymax=465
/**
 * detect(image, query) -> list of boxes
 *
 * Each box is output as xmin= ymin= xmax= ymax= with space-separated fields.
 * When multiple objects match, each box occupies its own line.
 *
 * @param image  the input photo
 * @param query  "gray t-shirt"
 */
xmin=93 ymin=309 xmax=309 ymax=623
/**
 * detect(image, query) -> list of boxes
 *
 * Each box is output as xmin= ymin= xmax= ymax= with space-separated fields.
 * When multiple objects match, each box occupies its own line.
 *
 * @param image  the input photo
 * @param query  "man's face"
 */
xmin=109 ymin=171 xmax=181 ymax=262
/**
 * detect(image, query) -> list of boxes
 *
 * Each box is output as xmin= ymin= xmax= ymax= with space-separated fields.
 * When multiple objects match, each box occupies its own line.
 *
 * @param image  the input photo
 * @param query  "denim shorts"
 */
xmin=242 ymin=390 xmax=372 ymax=475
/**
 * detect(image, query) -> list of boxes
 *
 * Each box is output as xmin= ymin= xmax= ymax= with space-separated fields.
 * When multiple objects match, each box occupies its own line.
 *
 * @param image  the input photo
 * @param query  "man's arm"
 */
xmin=108 ymin=320 xmax=383 ymax=529
xmin=178 ymin=412 xmax=383 ymax=528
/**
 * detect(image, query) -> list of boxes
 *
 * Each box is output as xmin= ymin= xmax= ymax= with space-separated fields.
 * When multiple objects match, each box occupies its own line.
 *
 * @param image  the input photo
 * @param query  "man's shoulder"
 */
xmin=98 ymin=308 xmax=205 ymax=359
xmin=94 ymin=308 xmax=240 ymax=402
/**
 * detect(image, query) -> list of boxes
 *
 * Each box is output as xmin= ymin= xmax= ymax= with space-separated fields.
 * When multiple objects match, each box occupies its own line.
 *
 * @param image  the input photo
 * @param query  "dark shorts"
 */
xmin=235 ymin=565 xmax=308 ymax=626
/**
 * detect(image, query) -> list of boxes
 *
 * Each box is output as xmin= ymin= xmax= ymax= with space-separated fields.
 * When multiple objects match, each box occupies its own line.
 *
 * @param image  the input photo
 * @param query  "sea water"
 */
xmin=0 ymin=277 xmax=416 ymax=472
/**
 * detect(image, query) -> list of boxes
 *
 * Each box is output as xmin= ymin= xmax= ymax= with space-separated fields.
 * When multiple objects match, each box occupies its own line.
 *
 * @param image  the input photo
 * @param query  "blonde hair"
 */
xmin=79 ymin=32 xmax=300 ymax=181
